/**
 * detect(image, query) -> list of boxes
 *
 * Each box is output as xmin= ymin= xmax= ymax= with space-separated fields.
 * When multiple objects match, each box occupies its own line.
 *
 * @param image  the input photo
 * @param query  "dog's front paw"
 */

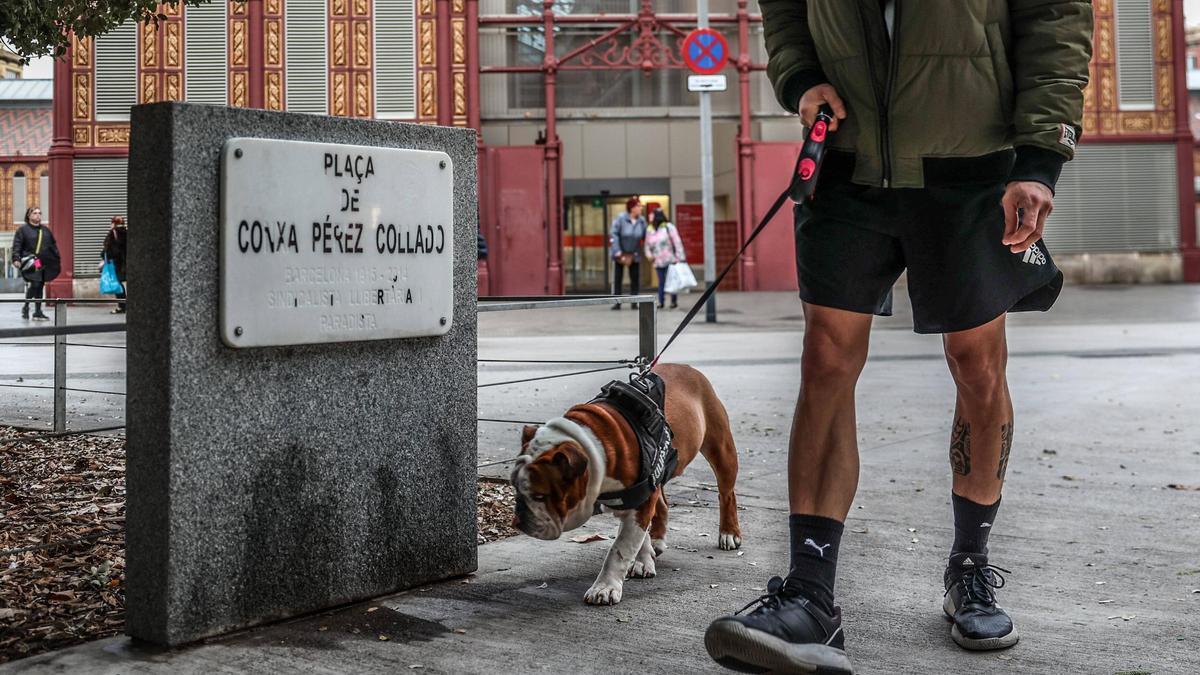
xmin=719 ymin=532 xmax=742 ymax=551
xmin=584 ymin=579 xmax=624 ymax=605
xmin=628 ymin=558 xmax=657 ymax=579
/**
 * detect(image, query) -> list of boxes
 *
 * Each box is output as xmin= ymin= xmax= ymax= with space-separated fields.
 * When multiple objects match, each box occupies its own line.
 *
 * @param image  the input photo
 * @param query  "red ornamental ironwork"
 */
xmin=569 ymin=0 xmax=687 ymax=74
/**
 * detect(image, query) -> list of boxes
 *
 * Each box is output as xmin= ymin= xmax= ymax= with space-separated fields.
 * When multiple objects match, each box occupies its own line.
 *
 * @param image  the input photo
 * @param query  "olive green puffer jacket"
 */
xmin=760 ymin=0 xmax=1093 ymax=190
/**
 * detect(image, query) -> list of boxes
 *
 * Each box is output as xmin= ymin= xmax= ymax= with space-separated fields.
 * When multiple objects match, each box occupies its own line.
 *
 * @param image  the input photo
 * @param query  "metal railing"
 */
xmin=475 ymin=294 xmax=656 ymax=469
xmin=0 ymin=298 xmax=127 ymax=433
xmin=2 ymin=294 xmax=656 ymax=456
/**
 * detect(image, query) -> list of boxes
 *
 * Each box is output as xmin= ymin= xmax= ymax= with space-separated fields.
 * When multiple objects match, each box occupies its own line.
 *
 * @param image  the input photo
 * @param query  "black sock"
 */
xmin=786 ymin=514 xmax=843 ymax=613
xmin=950 ymin=493 xmax=1000 ymax=557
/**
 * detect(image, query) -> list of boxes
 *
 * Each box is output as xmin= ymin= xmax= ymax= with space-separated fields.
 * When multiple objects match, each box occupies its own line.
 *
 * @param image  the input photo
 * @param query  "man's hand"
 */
xmin=797 ymin=84 xmax=847 ymax=132
xmin=1001 ymin=181 xmax=1053 ymax=254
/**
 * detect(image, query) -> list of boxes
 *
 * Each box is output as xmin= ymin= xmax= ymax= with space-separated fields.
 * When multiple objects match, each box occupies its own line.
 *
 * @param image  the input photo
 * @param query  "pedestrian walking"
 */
xmin=609 ymin=197 xmax=646 ymax=310
xmin=10 ymin=207 xmax=61 ymax=321
xmin=704 ymin=3 xmax=1092 ymax=673
xmin=643 ymin=207 xmax=686 ymax=309
xmin=99 ymin=216 xmax=128 ymax=313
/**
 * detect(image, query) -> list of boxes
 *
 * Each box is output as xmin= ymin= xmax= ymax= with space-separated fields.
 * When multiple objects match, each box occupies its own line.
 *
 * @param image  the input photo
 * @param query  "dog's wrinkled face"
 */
xmin=511 ymin=425 xmax=590 ymax=540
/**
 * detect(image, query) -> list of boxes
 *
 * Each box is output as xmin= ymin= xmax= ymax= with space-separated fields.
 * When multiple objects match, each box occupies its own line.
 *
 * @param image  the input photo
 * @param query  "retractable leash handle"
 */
xmin=647 ymin=106 xmax=836 ymax=371
xmin=789 ymin=105 xmax=834 ymax=202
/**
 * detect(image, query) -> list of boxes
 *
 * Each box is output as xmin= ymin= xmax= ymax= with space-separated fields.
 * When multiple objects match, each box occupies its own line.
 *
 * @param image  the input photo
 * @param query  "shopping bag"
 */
xmin=664 ymin=262 xmax=697 ymax=295
xmin=99 ymin=259 xmax=123 ymax=295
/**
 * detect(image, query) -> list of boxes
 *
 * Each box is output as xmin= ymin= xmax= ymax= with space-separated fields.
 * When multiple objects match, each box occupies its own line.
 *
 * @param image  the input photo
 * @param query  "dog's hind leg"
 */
xmin=649 ymin=491 xmax=668 ymax=556
xmin=700 ymin=425 xmax=742 ymax=551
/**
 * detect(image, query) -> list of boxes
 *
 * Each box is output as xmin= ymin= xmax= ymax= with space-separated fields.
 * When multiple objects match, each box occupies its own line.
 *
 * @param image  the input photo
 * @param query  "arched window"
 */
xmin=39 ymin=171 xmax=50 ymax=223
xmin=12 ymin=171 xmax=27 ymax=226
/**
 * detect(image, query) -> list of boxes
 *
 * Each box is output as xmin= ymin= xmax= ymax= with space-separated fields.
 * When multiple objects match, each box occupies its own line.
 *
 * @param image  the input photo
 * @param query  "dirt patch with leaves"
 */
xmin=1 ymin=427 xmax=519 ymax=664
xmin=476 ymin=478 xmax=520 ymax=544
xmin=1 ymin=427 xmax=126 ymax=665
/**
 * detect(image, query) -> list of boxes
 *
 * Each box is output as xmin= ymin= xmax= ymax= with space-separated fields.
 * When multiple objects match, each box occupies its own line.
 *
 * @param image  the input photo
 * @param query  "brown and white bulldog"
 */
xmin=510 ymin=363 xmax=742 ymax=605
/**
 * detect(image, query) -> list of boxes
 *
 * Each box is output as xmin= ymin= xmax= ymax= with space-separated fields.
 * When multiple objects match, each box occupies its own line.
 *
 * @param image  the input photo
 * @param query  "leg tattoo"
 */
xmin=997 ymin=422 xmax=1014 ymax=480
xmin=950 ymin=417 xmax=972 ymax=476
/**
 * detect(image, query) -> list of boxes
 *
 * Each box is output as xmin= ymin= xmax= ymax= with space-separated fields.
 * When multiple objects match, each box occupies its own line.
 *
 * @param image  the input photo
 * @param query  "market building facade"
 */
xmin=47 ymin=0 xmax=1199 ymax=297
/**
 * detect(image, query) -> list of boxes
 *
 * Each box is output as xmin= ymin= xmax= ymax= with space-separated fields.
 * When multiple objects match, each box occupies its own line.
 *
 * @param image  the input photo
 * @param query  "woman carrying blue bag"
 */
xmin=98 ymin=216 xmax=127 ymax=314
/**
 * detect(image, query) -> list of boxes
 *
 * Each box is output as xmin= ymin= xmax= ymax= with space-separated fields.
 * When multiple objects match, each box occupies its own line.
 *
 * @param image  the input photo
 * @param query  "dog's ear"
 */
xmin=551 ymin=444 xmax=588 ymax=483
xmin=521 ymin=424 xmax=539 ymax=448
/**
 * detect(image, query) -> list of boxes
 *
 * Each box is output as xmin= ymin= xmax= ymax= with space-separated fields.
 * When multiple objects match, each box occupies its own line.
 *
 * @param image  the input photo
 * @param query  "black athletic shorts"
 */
xmin=794 ymin=176 xmax=1063 ymax=334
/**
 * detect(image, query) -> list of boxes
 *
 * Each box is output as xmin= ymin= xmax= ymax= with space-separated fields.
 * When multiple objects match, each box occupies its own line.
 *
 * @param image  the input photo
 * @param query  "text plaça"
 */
xmin=235 ymin=220 xmax=446 ymax=255
xmin=324 ymin=152 xmax=376 ymax=184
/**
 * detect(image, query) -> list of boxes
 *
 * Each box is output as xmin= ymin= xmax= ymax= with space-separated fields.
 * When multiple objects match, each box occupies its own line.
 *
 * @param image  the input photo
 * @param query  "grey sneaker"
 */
xmin=943 ymin=553 xmax=1019 ymax=651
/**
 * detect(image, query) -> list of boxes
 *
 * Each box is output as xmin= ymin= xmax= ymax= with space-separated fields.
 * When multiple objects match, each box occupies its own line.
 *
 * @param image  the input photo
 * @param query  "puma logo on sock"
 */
xmin=980 ymin=522 xmax=992 ymax=528
xmin=804 ymin=538 xmax=831 ymax=557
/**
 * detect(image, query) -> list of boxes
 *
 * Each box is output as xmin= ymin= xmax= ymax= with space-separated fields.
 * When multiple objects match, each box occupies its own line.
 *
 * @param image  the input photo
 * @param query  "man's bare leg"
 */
xmin=944 ymin=313 xmax=1012 ymax=505
xmin=941 ymin=313 xmax=1020 ymax=650
xmin=776 ymin=303 xmax=874 ymax=617
xmin=788 ymin=303 xmax=874 ymax=519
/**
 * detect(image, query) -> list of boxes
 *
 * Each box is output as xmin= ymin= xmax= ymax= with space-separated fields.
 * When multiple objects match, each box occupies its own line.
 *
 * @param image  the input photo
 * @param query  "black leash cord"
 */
xmin=650 ymin=107 xmax=833 ymax=370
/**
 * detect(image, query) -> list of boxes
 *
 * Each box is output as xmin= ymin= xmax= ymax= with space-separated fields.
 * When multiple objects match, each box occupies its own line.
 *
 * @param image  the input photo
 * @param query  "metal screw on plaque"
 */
xmin=440 ymin=317 xmax=447 ymax=326
xmin=439 ymin=160 xmax=446 ymax=170
xmin=234 ymin=148 xmax=243 ymax=159
xmin=234 ymin=326 xmax=244 ymax=337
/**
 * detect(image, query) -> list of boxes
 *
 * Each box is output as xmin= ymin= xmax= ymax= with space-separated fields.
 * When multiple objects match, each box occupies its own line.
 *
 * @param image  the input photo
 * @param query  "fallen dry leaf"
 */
xmin=1167 ymin=484 xmax=1200 ymax=491
xmin=569 ymin=533 xmax=610 ymax=544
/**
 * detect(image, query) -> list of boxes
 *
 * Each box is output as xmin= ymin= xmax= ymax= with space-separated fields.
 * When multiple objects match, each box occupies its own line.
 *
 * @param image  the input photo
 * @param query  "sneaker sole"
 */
xmin=704 ymin=619 xmax=854 ymax=675
xmin=942 ymin=595 xmax=1020 ymax=651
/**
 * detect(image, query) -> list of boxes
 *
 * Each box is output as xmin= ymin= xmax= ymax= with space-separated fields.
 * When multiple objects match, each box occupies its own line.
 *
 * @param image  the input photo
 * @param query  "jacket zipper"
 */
xmin=859 ymin=1 xmax=902 ymax=186
xmin=882 ymin=1 xmax=901 ymax=188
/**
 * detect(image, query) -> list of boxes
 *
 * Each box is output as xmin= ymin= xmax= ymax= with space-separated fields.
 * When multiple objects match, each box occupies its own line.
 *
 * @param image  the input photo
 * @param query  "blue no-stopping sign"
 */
xmin=682 ymin=28 xmax=729 ymax=76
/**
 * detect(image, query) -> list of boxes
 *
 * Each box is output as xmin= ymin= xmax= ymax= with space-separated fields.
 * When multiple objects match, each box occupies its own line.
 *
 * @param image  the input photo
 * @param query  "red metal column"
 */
xmin=1172 ymin=0 xmax=1199 ymax=282
xmin=436 ymin=0 xmax=453 ymax=125
xmin=248 ymin=0 xmax=265 ymax=108
xmin=543 ymin=0 xmax=564 ymax=294
xmin=47 ymin=53 xmax=75 ymax=298
xmin=465 ymin=0 xmax=489 ymax=295
xmin=466 ymin=0 xmax=482 ymax=134
xmin=735 ymin=0 xmax=756 ymax=291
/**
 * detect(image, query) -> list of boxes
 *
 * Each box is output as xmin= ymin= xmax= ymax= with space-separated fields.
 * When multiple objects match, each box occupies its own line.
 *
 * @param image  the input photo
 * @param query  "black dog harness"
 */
xmin=590 ymin=372 xmax=678 ymax=512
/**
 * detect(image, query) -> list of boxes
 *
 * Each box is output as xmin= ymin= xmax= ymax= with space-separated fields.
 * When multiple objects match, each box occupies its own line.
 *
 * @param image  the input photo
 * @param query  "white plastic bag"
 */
xmin=664 ymin=262 xmax=697 ymax=295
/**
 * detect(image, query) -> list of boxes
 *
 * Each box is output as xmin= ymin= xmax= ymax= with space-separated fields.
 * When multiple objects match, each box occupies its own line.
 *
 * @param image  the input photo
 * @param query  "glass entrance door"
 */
xmin=565 ymin=194 xmax=671 ymax=294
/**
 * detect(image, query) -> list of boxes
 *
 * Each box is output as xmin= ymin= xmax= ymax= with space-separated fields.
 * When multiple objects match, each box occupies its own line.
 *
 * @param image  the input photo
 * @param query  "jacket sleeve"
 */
xmin=610 ymin=218 xmax=620 ymax=259
xmin=1007 ymin=0 xmax=1093 ymax=191
xmin=760 ymin=0 xmax=828 ymax=114
xmin=11 ymin=229 xmax=24 ymax=263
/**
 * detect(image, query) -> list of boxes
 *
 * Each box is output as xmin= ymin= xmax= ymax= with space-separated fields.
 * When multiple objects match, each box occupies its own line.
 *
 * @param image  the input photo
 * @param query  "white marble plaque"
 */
xmin=219 ymin=138 xmax=454 ymax=347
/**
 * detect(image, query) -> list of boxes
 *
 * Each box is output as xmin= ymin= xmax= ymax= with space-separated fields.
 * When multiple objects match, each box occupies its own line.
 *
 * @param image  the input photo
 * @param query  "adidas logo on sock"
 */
xmin=961 ymin=556 xmax=975 ymax=567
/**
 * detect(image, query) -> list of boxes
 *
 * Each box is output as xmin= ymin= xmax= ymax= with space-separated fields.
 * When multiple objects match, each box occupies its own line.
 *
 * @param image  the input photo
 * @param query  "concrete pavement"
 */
xmin=6 ymin=285 xmax=1200 ymax=673
xmin=0 ymin=295 xmax=125 ymax=430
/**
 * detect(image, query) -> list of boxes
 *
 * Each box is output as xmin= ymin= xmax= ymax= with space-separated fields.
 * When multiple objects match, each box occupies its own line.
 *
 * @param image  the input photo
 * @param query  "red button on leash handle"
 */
xmin=798 ymin=158 xmax=817 ymax=181
xmin=790 ymin=105 xmax=835 ymax=202
xmin=810 ymin=120 xmax=827 ymax=143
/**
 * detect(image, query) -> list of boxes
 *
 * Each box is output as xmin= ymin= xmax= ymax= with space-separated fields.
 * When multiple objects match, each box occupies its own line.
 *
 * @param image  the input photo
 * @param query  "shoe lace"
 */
xmin=735 ymin=577 xmax=798 ymax=616
xmin=945 ymin=563 xmax=1010 ymax=606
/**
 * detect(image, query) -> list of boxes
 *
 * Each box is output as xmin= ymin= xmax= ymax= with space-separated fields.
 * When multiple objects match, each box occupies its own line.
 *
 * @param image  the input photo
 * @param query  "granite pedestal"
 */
xmin=125 ymin=103 xmax=478 ymax=645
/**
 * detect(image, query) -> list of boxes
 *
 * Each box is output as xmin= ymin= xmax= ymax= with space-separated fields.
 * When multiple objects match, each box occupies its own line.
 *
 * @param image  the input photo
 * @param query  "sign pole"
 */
xmin=698 ymin=0 xmax=717 ymax=323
